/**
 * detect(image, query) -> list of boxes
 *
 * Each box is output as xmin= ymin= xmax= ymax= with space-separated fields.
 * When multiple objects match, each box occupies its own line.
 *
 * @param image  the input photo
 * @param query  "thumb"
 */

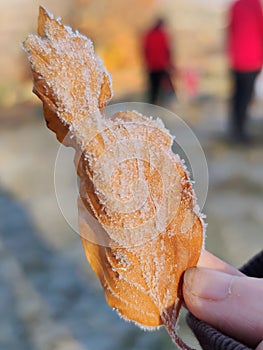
xmin=183 ymin=267 xmax=263 ymax=348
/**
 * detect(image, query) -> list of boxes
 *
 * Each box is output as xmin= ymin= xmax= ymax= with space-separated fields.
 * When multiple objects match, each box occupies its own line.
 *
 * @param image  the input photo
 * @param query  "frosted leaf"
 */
xmin=23 ymin=7 xmax=205 ymax=350
xmin=22 ymin=6 xmax=113 ymax=146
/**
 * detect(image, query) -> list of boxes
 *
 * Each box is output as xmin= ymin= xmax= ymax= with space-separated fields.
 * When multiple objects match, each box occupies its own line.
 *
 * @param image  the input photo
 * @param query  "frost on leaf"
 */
xmin=23 ymin=7 xmax=204 ymax=350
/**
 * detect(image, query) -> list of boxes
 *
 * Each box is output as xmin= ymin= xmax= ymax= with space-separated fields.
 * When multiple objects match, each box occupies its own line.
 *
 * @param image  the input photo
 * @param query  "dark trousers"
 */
xmin=230 ymin=70 xmax=260 ymax=140
xmin=148 ymin=70 xmax=167 ymax=104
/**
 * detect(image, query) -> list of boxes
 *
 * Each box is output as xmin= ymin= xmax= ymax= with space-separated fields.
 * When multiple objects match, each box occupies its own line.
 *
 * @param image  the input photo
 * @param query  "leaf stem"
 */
xmin=165 ymin=324 xmax=195 ymax=350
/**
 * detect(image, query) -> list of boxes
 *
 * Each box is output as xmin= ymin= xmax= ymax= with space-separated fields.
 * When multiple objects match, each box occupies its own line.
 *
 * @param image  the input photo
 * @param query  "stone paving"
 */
xmin=0 ymin=99 xmax=262 ymax=350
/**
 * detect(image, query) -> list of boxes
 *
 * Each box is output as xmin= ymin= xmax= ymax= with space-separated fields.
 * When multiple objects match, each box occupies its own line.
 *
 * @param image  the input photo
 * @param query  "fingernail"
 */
xmin=184 ymin=267 xmax=233 ymax=301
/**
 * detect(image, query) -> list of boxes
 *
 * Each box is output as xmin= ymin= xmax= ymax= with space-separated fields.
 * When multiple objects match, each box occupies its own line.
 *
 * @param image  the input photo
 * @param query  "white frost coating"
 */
xmin=88 ymin=132 xmax=183 ymax=246
xmin=155 ymin=117 xmax=165 ymax=129
xmin=114 ymin=308 xmax=161 ymax=331
xmin=24 ymin=11 xmax=205 ymax=347
xmin=45 ymin=8 xmax=55 ymax=19
xmin=23 ymin=12 xmax=113 ymax=150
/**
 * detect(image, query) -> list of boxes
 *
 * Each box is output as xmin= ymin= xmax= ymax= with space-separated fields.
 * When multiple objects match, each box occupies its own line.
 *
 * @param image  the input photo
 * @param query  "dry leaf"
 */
xmin=23 ymin=7 xmax=204 ymax=349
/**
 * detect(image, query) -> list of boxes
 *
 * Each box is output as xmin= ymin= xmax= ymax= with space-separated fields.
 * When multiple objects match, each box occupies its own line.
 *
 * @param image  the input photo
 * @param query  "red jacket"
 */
xmin=228 ymin=0 xmax=263 ymax=71
xmin=143 ymin=25 xmax=171 ymax=71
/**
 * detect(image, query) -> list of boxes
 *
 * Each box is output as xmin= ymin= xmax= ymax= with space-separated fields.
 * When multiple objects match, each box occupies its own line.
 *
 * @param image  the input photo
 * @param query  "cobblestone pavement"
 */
xmin=0 ymin=100 xmax=262 ymax=350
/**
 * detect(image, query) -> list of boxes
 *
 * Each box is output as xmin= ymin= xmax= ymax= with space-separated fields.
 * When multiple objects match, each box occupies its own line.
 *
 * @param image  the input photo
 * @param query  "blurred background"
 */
xmin=0 ymin=0 xmax=262 ymax=349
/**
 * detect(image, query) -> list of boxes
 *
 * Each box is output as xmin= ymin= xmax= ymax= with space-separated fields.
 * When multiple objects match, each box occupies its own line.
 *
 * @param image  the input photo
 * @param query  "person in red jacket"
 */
xmin=142 ymin=18 xmax=175 ymax=105
xmin=227 ymin=0 xmax=263 ymax=143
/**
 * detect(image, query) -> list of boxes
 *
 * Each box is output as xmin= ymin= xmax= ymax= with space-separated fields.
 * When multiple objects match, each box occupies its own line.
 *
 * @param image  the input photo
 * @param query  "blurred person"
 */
xmin=227 ymin=0 xmax=263 ymax=144
xmin=183 ymin=249 xmax=263 ymax=350
xmin=142 ymin=18 xmax=175 ymax=105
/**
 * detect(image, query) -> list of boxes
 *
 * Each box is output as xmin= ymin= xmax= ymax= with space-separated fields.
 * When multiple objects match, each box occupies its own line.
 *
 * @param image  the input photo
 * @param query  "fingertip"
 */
xmin=182 ymin=267 xmax=234 ymax=324
xmin=184 ymin=267 xmax=232 ymax=301
xmin=183 ymin=269 xmax=263 ymax=347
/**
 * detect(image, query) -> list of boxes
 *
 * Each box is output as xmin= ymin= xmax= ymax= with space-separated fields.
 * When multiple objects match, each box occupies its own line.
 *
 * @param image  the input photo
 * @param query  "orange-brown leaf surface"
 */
xmin=23 ymin=7 xmax=204 ymax=350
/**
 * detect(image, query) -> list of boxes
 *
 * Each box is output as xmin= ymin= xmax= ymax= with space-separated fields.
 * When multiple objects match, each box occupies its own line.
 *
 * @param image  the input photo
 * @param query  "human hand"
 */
xmin=183 ymin=250 xmax=263 ymax=349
